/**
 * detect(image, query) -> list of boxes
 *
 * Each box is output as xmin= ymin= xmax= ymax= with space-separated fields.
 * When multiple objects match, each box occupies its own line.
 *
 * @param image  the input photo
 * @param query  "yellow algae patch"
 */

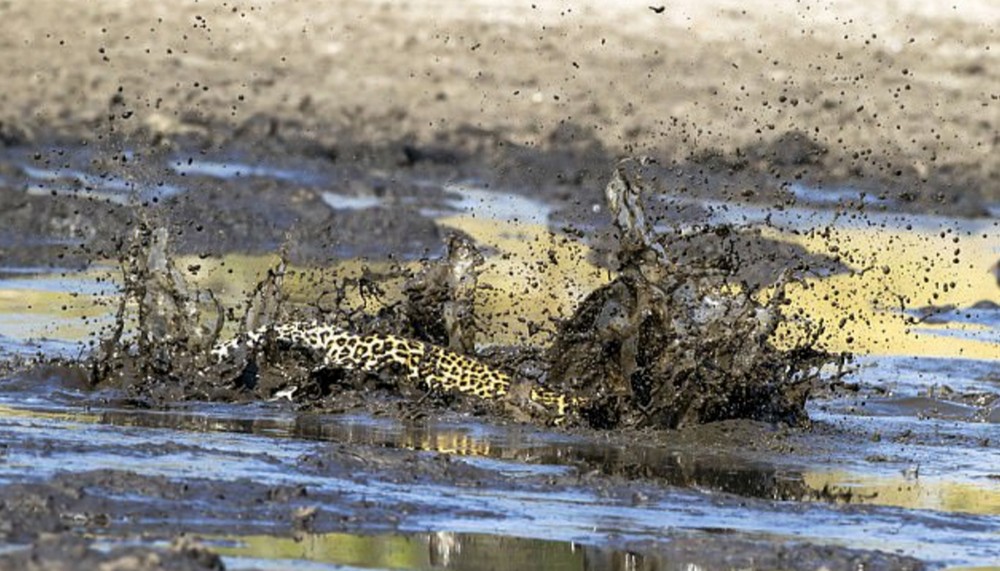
xmin=177 ymin=253 xmax=285 ymax=302
xmin=804 ymin=470 xmax=1000 ymax=516
xmin=764 ymin=225 xmax=1000 ymax=360
xmin=0 ymin=211 xmax=606 ymax=350
xmin=0 ymin=284 xmax=115 ymax=342
xmin=178 ymin=253 xmax=407 ymax=307
xmin=437 ymin=214 xmax=610 ymax=346
xmin=4 ymin=216 xmax=993 ymax=362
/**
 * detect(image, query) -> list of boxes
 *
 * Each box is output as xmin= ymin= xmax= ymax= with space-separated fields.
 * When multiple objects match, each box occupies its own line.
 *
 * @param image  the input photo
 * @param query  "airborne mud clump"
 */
xmin=83 ymin=159 xmax=840 ymax=430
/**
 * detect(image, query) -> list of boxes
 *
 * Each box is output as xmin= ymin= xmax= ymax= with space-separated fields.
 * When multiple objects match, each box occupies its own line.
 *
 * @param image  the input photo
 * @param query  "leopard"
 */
xmin=211 ymin=322 xmax=578 ymax=422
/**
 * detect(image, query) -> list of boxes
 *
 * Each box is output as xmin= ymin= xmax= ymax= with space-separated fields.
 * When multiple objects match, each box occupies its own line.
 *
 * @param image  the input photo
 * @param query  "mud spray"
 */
xmin=84 ymin=159 xmax=843 ymax=429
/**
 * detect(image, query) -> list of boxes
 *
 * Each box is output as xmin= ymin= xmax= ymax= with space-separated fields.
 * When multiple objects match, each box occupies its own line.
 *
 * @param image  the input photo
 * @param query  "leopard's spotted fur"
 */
xmin=212 ymin=322 xmax=576 ymax=420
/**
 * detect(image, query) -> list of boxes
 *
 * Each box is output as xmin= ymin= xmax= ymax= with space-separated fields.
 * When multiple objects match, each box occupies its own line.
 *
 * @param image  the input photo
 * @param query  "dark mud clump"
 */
xmin=548 ymin=158 xmax=840 ymax=429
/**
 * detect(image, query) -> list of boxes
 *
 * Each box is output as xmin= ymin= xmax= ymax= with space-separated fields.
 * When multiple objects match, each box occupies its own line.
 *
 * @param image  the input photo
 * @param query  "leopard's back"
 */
xmin=213 ymin=321 xmax=576 ymax=421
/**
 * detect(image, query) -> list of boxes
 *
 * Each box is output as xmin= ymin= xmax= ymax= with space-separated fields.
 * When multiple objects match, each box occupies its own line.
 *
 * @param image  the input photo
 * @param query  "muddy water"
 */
xmin=0 ymin=148 xmax=998 ymax=570
xmin=0 ymin=389 xmax=996 ymax=567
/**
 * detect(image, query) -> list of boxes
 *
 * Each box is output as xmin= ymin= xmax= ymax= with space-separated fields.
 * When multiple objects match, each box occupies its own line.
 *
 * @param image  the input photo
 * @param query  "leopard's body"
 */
xmin=211 ymin=322 xmax=576 ymax=420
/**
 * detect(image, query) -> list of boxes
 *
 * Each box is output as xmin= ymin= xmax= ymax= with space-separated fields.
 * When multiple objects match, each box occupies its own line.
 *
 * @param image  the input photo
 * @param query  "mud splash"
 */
xmin=88 ymin=216 xmax=226 ymax=400
xmin=80 ymin=159 xmax=840 ymax=431
xmin=547 ymin=159 xmax=839 ymax=428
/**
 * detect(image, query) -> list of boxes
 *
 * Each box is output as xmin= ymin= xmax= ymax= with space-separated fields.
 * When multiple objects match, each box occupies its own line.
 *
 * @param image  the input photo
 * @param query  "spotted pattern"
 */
xmin=212 ymin=322 xmax=575 ymax=420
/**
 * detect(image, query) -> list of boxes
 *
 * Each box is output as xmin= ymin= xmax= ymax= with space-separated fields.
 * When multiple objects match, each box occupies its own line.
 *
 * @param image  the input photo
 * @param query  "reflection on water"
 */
xmin=0 ymin=397 xmax=994 ymax=518
xmin=321 ymin=191 xmax=386 ymax=211
xmin=0 ymin=268 xmax=114 ymax=296
xmin=93 ymin=407 xmax=818 ymax=502
xmin=786 ymin=183 xmax=892 ymax=207
xmin=427 ymin=182 xmax=554 ymax=224
xmin=0 ymin=265 xmax=118 ymax=347
xmin=804 ymin=471 xmax=1000 ymax=516
xmin=215 ymin=531 xmax=602 ymax=571
xmin=0 ymin=385 xmax=998 ymax=566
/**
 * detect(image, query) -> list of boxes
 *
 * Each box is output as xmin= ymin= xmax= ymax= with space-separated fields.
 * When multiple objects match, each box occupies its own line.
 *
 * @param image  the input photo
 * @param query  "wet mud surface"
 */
xmin=1 ymin=1 xmax=999 ymax=569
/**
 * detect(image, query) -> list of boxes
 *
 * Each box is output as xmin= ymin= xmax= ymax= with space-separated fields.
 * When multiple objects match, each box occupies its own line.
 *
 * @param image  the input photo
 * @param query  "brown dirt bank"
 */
xmin=0 ymin=0 xmax=996 ymax=216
